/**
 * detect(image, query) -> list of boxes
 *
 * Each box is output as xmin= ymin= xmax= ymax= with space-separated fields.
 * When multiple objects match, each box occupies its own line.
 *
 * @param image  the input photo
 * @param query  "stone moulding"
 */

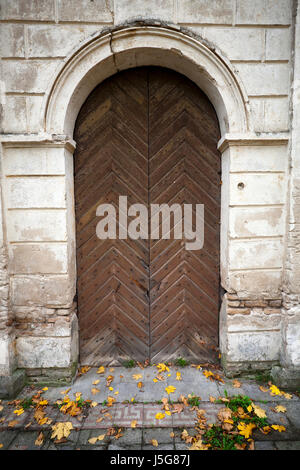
xmin=43 ymin=24 xmax=251 ymax=139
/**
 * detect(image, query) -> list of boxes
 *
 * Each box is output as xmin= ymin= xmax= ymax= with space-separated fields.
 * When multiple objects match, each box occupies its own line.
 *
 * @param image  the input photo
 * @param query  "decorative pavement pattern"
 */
xmin=0 ymin=364 xmax=300 ymax=450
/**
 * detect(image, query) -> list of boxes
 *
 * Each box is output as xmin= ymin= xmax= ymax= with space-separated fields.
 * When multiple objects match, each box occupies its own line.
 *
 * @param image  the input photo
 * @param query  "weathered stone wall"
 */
xmin=0 ymin=0 xmax=299 ymax=393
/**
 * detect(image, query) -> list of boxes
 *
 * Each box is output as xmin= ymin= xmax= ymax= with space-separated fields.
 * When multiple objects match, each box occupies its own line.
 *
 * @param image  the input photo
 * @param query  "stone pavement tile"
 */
xmin=143 ymin=443 xmax=174 ymax=450
xmin=172 ymin=379 xmax=219 ymax=401
xmin=139 ymin=381 xmax=171 ymax=402
xmin=8 ymin=430 xmax=50 ymax=450
xmin=113 ymin=404 xmax=144 ymax=427
xmin=275 ymin=441 xmax=300 ymax=450
xmin=108 ymin=443 xmax=141 ymax=450
xmin=254 ymin=441 xmax=277 ymax=450
xmin=53 ymin=410 xmax=85 ymax=430
xmin=174 ymin=442 xmax=191 ymax=450
xmin=173 ymin=427 xmax=198 ymax=443
xmin=0 ymin=429 xmax=19 ymax=449
xmin=143 ymin=427 xmax=174 ymax=445
xmin=23 ymin=406 xmax=60 ymax=430
xmin=284 ymin=402 xmax=300 ymax=430
xmin=74 ymin=428 xmax=109 ymax=449
xmin=112 ymin=428 xmax=142 ymax=447
xmin=118 ymin=367 xmax=145 ymax=383
xmin=83 ymin=404 xmax=115 ymax=429
xmin=143 ymin=404 xmax=173 ymax=427
xmin=113 ymin=382 xmax=146 ymax=402
xmin=172 ymin=408 xmax=197 ymax=427
xmin=0 ymin=407 xmax=31 ymax=430
xmin=219 ymin=380 xmax=299 ymax=403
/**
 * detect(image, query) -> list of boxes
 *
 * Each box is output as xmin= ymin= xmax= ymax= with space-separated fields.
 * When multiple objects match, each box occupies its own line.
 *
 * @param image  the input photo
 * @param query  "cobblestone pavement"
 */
xmin=1 ymin=365 xmax=300 ymax=450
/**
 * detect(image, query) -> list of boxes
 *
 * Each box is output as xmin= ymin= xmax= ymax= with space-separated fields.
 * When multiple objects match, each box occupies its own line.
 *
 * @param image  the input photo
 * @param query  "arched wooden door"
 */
xmin=74 ymin=67 xmax=221 ymax=365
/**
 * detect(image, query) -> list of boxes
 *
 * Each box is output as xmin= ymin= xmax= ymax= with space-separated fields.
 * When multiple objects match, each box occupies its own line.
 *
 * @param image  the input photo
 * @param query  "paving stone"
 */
xmin=254 ymin=441 xmax=276 ymax=450
xmin=143 ymin=443 xmax=174 ymax=450
xmin=108 ymin=443 xmax=142 ymax=450
xmin=143 ymin=427 xmax=174 ymax=445
xmin=143 ymin=404 xmax=173 ymax=427
xmin=275 ymin=441 xmax=300 ymax=450
xmin=113 ymin=428 xmax=142 ymax=446
xmin=83 ymin=405 xmax=115 ymax=429
xmin=8 ymin=430 xmax=50 ymax=450
xmin=172 ymin=408 xmax=197 ymax=427
xmin=113 ymin=404 xmax=143 ymax=427
xmin=0 ymin=407 xmax=31 ymax=430
xmin=285 ymin=403 xmax=300 ymax=430
xmin=174 ymin=442 xmax=191 ymax=450
xmin=0 ymin=430 xmax=19 ymax=449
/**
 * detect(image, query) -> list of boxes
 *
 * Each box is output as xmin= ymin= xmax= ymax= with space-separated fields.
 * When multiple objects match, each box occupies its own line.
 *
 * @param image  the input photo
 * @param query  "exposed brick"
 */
xmin=227 ymin=308 xmax=251 ymax=315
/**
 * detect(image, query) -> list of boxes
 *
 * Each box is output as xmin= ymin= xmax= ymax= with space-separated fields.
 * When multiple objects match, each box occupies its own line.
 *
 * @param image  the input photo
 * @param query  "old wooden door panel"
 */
xmin=148 ymin=68 xmax=220 ymax=363
xmin=74 ymin=67 xmax=221 ymax=365
xmin=74 ymin=69 xmax=150 ymax=365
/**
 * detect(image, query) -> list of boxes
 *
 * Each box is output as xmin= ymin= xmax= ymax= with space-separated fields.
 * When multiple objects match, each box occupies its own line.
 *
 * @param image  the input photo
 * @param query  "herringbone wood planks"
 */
xmin=74 ymin=67 xmax=221 ymax=365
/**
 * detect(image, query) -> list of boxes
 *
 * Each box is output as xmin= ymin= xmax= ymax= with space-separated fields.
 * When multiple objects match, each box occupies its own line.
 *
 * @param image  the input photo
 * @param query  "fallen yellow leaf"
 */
xmin=271 ymin=424 xmax=286 ymax=432
xmin=274 ymin=405 xmax=286 ymax=413
xmin=151 ymin=439 xmax=158 ymax=447
xmin=51 ymin=422 xmax=73 ymax=440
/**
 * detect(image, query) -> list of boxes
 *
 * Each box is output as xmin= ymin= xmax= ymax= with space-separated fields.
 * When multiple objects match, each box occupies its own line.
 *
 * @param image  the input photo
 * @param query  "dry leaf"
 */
xmin=8 ymin=420 xmax=18 ymax=428
xmin=275 ymin=405 xmax=287 ymax=413
xmin=132 ymin=374 xmax=142 ymax=381
xmin=91 ymin=388 xmax=100 ymax=395
xmin=93 ymin=380 xmax=100 ymax=385
xmin=51 ymin=422 xmax=73 ymax=440
xmin=97 ymin=366 xmax=105 ymax=374
xmin=35 ymin=432 xmax=44 ymax=447
xmin=233 ymin=379 xmax=241 ymax=388
xmin=150 ymin=439 xmax=158 ymax=447
xmin=131 ymin=420 xmax=137 ymax=428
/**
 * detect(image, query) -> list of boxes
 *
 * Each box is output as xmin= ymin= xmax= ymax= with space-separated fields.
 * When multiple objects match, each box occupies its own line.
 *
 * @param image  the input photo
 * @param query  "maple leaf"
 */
xmin=35 ymin=432 xmax=44 ymax=447
xmin=155 ymin=412 xmax=165 ymax=420
xmin=209 ymin=396 xmax=216 ymax=403
xmin=269 ymin=384 xmax=282 ymax=396
xmin=107 ymin=396 xmax=116 ymax=407
xmin=238 ymin=422 xmax=256 ymax=439
xmin=157 ymin=363 xmax=170 ymax=373
xmin=51 ymin=422 xmax=73 ymax=440
xmin=106 ymin=375 xmax=114 ymax=387
xmin=203 ymin=370 xmax=214 ymax=379
xmin=97 ymin=366 xmax=105 ymax=374
xmin=165 ymin=385 xmax=176 ymax=395
xmin=132 ymin=374 xmax=142 ymax=381
xmin=233 ymin=379 xmax=241 ymax=388
xmin=252 ymin=403 xmax=266 ymax=418
xmin=8 ymin=420 xmax=18 ymax=428
xmin=271 ymin=424 xmax=286 ymax=432
xmin=14 ymin=408 xmax=24 ymax=416
xmin=176 ymin=372 xmax=182 ymax=381
xmin=91 ymin=388 xmax=100 ymax=395
xmin=172 ymin=403 xmax=184 ymax=414
xmin=190 ymin=438 xmax=208 ymax=450
xmin=79 ymin=366 xmax=90 ymax=375
xmin=282 ymin=392 xmax=292 ymax=400
xmin=275 ymin=405 xmax=287 ymax=413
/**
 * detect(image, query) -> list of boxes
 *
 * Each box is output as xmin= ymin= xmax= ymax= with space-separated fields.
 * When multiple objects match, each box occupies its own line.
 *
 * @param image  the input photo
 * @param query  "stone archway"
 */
xmin=41 ymin=24 xmax=252 ymax=372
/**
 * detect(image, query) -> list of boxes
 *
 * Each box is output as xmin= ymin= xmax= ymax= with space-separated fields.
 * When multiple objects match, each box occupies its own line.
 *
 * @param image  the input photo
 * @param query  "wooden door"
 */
xmin=74 ymin=67 xmax=221 ymax=365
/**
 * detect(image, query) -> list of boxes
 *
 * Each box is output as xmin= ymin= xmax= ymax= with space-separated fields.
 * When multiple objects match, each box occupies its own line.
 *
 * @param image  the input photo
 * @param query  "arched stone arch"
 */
xmin=43 ymin=25 xmax=251 ymax=139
